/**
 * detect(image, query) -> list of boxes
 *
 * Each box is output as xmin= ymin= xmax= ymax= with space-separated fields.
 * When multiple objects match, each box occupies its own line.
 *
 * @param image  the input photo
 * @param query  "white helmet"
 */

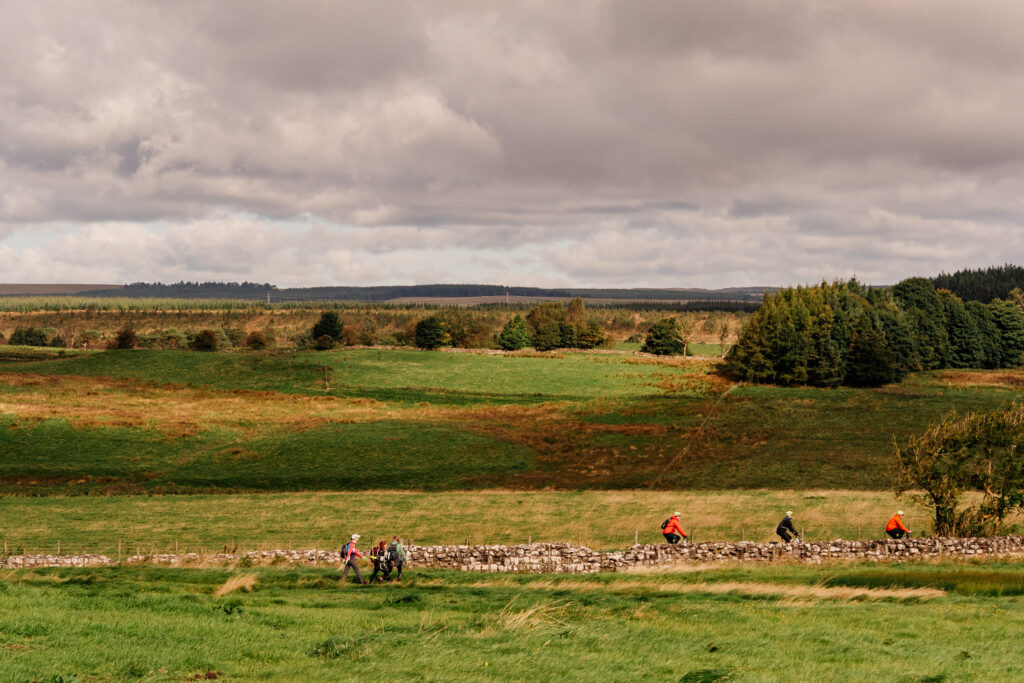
xmin=897 ymin=511 xmax=904 ymax=516
xmin=786 ymin=511 xmax=793 ymax=516
xmin=673 ymin=511 xmax=681 ymax=517
xmin=351 ymin=534 xmax=360 ymax=541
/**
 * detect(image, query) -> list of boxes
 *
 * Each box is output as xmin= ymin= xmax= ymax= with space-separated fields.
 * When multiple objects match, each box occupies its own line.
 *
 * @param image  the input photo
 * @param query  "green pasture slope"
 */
xmin=2 ymin=564 xmax=1024 ymax=681
xmin=0 ymin=347 xmax=1021 ymax=493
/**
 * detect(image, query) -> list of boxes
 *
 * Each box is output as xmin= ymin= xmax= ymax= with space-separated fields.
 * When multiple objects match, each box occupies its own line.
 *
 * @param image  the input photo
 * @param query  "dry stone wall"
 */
xmin=407 ymin=536 xmax=1024 ymax=573
xmin=4 ymin=536 xmax=1023 ymax=571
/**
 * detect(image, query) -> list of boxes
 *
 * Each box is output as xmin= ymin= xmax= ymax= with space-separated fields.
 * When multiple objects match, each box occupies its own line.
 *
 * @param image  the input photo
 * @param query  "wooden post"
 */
xmin=634 ymin=529 xmax=639 ymax=546
xmin=857 ymin=524 xmax=861 ymax=541
xmin=740 ymin=527 xmax=744 ymax=542
xmin=118 ymin=540 xmax=122 ymax=562
xmin=57 ymin=540 xmax=61 ymax=556
xmin=3 ymin=540 xmax=6 ymax=556
xmin=528 ymin=535 xmax=531 ymax=544
xmin=175 ymin=539 xmax=178 ymax=555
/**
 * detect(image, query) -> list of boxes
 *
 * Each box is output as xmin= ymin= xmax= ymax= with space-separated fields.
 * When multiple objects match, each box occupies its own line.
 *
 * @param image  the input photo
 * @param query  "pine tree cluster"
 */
xmin=725 ymin=278 xmax=1024 ymax=387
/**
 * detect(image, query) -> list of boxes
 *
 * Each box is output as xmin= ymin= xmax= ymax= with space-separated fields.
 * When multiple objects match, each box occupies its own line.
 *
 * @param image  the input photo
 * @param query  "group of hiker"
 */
xmin=339 ymin=534 xmax=407 ymax=584
xmin=336 ymin=510 xmax=915 ymax=583
xmin=660 ymin=510 xmax=912 ymax=544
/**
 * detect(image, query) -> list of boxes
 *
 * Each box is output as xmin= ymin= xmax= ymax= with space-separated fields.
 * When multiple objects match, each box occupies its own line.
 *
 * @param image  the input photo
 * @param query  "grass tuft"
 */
xmin=213 ymin=574 xmax=257 ymax=597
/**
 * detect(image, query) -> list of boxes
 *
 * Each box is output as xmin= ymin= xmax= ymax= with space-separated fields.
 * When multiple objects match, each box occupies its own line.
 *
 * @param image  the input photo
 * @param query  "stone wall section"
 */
xmin=4 ymin=536 xmax=1023 ymax=571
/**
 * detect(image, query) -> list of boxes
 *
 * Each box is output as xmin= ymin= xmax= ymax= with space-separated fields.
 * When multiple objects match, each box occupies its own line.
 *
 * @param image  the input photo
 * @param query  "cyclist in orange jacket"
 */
xmin=885 ymin=511 xmax=910 ymax=539
xmin=662 ymin=512 xmax=687 ymax=544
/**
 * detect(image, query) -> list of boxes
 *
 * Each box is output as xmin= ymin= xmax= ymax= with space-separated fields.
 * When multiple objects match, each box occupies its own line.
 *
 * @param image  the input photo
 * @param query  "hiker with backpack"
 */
xmin=776 ymin=511 xmax=799 ymax=543
xmin=369 ymin=540 xmax=393 ymax=583
xmin=339 ymin=533 xmax=366 ymax=584
xmin=387 ymin=536 xmax=407 ymax=582
xmin=661 ymin=512 xmax=687 ymax=544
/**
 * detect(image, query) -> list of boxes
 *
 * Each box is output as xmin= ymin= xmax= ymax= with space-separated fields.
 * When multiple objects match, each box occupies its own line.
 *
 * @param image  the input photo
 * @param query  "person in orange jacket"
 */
xmin=662 ymin=512 xmax=687 ymax=544
xmin=885 ymin=511 xmax=910 ymax=539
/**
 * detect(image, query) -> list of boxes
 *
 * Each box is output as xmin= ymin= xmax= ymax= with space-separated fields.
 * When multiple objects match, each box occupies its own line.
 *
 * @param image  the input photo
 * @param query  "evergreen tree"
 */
xmin=844 ymin=316 xmax=898 ymax=387
xmin=311 ymin=311 xmax=344 ymax=342
xmin=497 ymin=315 xmax=530 ymax=351
xmin=893 ymin=278 xmax=950 ymax=369
xmin=940 ymin=290 xmax=984 ymax=368
xmin=966 ymin=301 xmax=1002 ymax=369
xmin=531 ymin=321 xmax=563 ymax=351
xmin=414 ymin=316 xmax=447 ymax=350
xmin=641 ymin=318 xmax=687 ymax=356
xmin=576 ymin=321 xmax=606 ymax=349
xmin=988 ymin=299 xmax=1024 ymax=367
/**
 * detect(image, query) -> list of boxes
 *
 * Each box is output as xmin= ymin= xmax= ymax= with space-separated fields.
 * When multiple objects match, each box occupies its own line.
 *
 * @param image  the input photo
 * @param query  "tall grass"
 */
xmin=0 ymin=564 xmax=1022 ymax=680
xmin=827 ymin=568 xmax=1024 ymax=596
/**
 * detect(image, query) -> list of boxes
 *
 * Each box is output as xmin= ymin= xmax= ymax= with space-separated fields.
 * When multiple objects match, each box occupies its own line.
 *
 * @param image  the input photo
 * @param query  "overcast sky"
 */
xmin=2 ymin=1 xmax=1024 ymax=288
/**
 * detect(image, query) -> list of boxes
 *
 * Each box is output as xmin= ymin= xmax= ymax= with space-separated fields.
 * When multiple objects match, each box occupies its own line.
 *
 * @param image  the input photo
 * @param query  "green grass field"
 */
xmin=0 ymin=489 xmax=972 ymax=557
xmin=2 ymin=563 xmax=1024 ymax=681
xmin=0 ymin=347 xmax=1021 ymax=494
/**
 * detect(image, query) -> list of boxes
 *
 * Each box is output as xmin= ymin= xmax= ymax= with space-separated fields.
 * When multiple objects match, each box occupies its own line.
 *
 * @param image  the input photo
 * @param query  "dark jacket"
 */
xmin=776 ymin=516 xmax=797 ymax=535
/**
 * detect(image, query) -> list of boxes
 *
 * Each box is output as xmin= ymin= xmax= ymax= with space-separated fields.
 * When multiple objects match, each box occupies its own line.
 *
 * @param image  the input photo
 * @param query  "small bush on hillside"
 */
xmin=190 ymin=329 xmax=219 ymax=351
xmin=314 ymin=334 xmax=337 ymax=351
xmin=244 ymin=331 xmax=269 ymax=350
xmin=223 ymin=328 xmax=246 ymax=348
xmin=9 ymin=326 xmax=50 ymax=347
xmin=358 ymin=318 xmax=378 ymax=345
xmin=108 ymin=325 xmax=138 ymax=350
xmin=292 ymin=331 xmax=314 ymax=350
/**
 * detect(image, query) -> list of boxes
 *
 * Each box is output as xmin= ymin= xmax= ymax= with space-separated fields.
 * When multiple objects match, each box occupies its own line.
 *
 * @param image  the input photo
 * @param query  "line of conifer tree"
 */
xmin=725 ymin=277 xmax=1024 ymax=387
xmin=930 ymin=264 xmax=1024 ymax=303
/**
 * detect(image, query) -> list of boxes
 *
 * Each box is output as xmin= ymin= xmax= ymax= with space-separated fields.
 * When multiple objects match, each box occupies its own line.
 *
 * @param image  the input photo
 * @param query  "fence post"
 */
xmin=740 ymin=527 xmax=744 ymax=542
xmin=118 ymin=540 xmax=122 ymax=562
xmin=528 ymin=535 xmax=532 ymax=544
xmin=57 ymin=540 xmax=61 ymax=556
xmin=634 ymin=529 xmax=639 ymax=546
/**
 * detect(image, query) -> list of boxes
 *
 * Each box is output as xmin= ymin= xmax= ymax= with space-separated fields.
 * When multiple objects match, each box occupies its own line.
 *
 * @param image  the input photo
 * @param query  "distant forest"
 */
xmin=931 ymin=264 xmax=1024 ymax=303
xmin=82 ymin=281 xmax=768 ymax=305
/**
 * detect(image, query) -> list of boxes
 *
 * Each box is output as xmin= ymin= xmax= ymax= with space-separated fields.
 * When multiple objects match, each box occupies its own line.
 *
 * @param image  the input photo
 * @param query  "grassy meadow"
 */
xmin=3 ymin=563 xmax=1024 ymax=681
xmin=1 ymin=326 xmax=1023 ymax=680
xmin=0 ymin=346 xmax=1021 ymax=494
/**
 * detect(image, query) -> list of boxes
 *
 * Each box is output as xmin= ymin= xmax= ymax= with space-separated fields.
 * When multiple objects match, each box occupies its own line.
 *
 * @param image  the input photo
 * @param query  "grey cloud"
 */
xmin=2 ymin=1 xmax=1024 ymax=287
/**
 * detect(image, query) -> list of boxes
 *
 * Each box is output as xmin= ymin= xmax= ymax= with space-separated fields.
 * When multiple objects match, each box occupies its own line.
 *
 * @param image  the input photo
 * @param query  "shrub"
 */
xmin=314 ymin=334 xmax=337 ymax=351
xmin=223 ymin=328 xmax=246 ymax=348
xmin=190 ymin=329 xmax=219 ymax=351
xmin=80 ymin=330 xmax=101 ymax=348
xmin=9 ymin=326 xmax=50 ymax=347
xmin=244 ymin=331 xmax=269 ymax=350
xmin=108 ymin=325 xmax=138 ymax=350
